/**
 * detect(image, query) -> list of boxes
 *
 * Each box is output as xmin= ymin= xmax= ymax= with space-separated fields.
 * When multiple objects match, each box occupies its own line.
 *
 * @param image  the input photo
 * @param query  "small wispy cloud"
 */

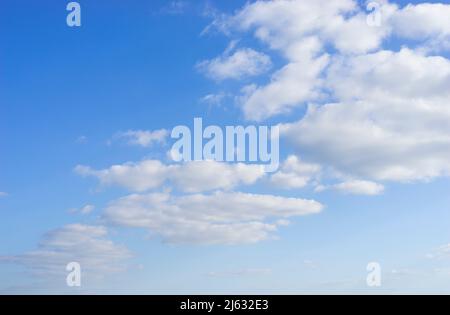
xmin=112 ymin=129 xmax=169 ymax=148
xmin=201 ymin=92 xmax=230 ymax=108
xmin=316 ymin=180 xmax=385 ymax=196
xmin=197 ymin=48 xmax=272 ymax=81
xmin=76 ymin=136 xmax=88 ymax=144
xmin=68 ymin=204 xmax=95 ymax=215
xmin=0 ymin=192 xmax=8 ymax=198
xmin=160 ymin=1 xmax=189 ymax=15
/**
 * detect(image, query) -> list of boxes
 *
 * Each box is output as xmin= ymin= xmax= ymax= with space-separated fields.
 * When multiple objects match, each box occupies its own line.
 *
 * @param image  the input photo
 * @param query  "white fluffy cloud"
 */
xmin=206 ymin=0 xmax=399 ymax=121
xmin=0 ymin=225 xmax=131 ymax=278
xmin=228 ymin=0 xmax=382 ymax=54
xmin=75 ymin=160 xmax=168 ymax=192
xmin=270 ymin=157 xmax=384 ymax=195
xmin=270 ymin=155 xmax=321 ymax=189
xmin=204 ymin=0 xmax=450 ymax=122
xmin=198 ymin=48 xmax=272 ymax=81
xmin=326 ymin=48 xmax=450 ymax=102
xmin=114 ymin=129 xmax=169 ymax=147
xmin=282 ymin=48 xmax=450 ymax=182
xmin=169 ymin=161 xmax=266 ymax=193
xmin=221 ymin=0 xmax=449 ymax=56
xmin=391 ymin=3 xmax=450 ymax=40
xmin=240 ymin=38 xmax=329 ymax=121
xmin=104 ymin=191 xmax=323 ymax=245
xmin=75 ymin=160 xmax=266 ymax=193
xmin=217 ymin=1 xmax=450 ymax=182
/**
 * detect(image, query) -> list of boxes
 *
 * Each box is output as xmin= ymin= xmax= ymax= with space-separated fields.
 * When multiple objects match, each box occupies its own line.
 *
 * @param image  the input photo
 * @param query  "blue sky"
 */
xmin=1 ymin=0 xmax=450 ymax=294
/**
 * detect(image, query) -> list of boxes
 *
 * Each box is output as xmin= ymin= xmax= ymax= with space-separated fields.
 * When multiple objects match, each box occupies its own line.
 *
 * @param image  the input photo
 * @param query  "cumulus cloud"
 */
xmin=270 ymin=157 xmax=384 ymax=195
xmin=169 ymin=161 xmax=266 ymax=193
xmin=0 ymin=224 xmax=131 ymax=278
xmin=215 ymin=0 xmax=449 ymax=55
xmin=270 ymin=155 xmax=321 ymax=189
xmin=282 ymin=48 xmax=450 ymax=182
xmin=269 ymin=157 xmax=385 ymax=195
xmin=326 ymin=48 xmax=450 ymax=102
xmin=75 ymin=160 xmax=266 ymax=193
xmin=204 ymin=0 xmax=398 ymax=120
xmin=75 ymin=160 xmax=168 ymax=192
xmin=113 ymin=129 xmax=169 ymax=148
xmin=226 ymin=0 xmax=382 ymax=54
xmin=202 ymin=0 xmax=450 ymax=183
xmin=104 ymin=191 xmax=323 ymax=245
xmin=203 ymin=0 xmax=450 ymax=122
xmin=197 ymin=48 xmax=272 ymax=81
xmin=240 ymin=38 xmax=329 ymax=121
xmin=391 ymin=3 xmax=450 ymax=41
xmin=199 ymin=0 xmax=395 ymax=121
